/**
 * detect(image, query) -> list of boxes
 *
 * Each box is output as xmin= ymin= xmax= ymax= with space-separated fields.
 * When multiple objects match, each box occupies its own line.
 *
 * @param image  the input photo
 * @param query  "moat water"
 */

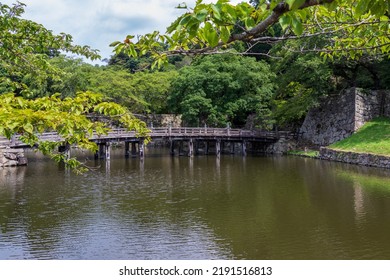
xmin=1 ymin=148 xmax=390 ymax=259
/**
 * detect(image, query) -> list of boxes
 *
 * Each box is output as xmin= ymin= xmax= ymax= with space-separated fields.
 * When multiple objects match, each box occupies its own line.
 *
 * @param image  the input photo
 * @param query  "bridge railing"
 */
xmin=0 ymin=127 xmax=296 ymax=148
xmin=103 ymin=127 xmax=295 ymax=138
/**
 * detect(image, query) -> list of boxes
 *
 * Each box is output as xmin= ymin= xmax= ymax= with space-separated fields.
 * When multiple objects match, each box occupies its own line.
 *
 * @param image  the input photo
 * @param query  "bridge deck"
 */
xmin=0 ymin=127 xmax=295 ymax=148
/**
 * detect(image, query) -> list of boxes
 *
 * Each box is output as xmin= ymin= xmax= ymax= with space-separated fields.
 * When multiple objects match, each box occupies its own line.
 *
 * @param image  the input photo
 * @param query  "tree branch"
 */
xmin=230 ymin=0 xmax=335 ymax=42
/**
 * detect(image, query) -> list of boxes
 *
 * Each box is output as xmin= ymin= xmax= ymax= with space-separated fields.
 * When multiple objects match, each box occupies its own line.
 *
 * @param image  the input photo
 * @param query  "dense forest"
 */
xmin=1 ymin=0 xmax=389 ymax=170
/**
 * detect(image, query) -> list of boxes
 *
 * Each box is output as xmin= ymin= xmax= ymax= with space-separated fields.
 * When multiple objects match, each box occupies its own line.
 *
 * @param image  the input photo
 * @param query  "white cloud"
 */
xmin=2 ymin=0 xmax=244 ymax=63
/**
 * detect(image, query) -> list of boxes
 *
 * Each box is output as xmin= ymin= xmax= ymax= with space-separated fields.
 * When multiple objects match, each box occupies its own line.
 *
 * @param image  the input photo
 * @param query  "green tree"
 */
xmin=0 ymin=2 xmax=148 ymax=172
xmin=126 ymin=71 xmax=178 ymax=113
xmin=112 ymin=0 xmax=390 ymax=64
xmin=86 ymin=67 xmax=178 ymax=113
xmin=0 ymin=2 xmax=99 ymax=95
xmin=270 ymin=35 xmax=390 ymax=127
xmin=48 ymin=56 xmax=95 ymax=98
xmin=111 ymin=0 xmax=390 ymax=128
xmin=168 ymin=54 xmax=275 ymax=127
xmin=270 ymin=38 xmax=335 ymax=126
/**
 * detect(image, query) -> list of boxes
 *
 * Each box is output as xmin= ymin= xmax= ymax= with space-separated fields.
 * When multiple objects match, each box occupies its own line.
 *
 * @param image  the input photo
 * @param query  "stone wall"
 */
xmin=0 ymin=148 xmax=27 ymax=167
xmin=354 ymin=89 xmax=385 ymax=130
xmin=265 ymin=138 xmax=297 ymax=154
xmin=320 ymin=147 xmax=390 ymax=169
xmin=139 ymin=114 xmax=182 ymax=128
xmin=300 ymin=88 xmax=390 ymax=146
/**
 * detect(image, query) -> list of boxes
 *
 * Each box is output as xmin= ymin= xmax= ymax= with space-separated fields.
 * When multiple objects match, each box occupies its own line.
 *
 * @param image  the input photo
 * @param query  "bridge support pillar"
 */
xmin=139 ymin=139 xmax=145 ymax=158
xmin=125 ymin=142 xmax=130 ymax=158
xmin=131 ymin=142 xmax=137 ymax=157
xmin=58 ymin=142 xmax=71 ymax=160
xmin=95 ymin=143 xmax=111 ymax=159
xmin=188 ymin=139 xmax=194 ymax=157
xmin=194 ymin=140 xmax=199 ymax=155
xmin=97 ymin=144 xmax=104 ymax=159
xmin=221 ymin=141 xmax=225 ymax=154
xmin=242 ymin=141 xmax=247 ymax=156
xmin=178 ymin=141 xmax=184 ymax=156
xmin=170 ymin=140 xmax=175 ymax=156
xmin=105 ymin=142 xmax=111 ymax=160
xmin=216 ymin=139 xmax=221 ymax=156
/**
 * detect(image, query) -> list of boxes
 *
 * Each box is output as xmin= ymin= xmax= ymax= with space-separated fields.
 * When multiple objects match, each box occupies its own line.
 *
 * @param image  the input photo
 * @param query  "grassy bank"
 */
xmin=329 ymin=117 xmax=390 ymax=156
xmin=287 ymin=150 xmax=319 ymax=158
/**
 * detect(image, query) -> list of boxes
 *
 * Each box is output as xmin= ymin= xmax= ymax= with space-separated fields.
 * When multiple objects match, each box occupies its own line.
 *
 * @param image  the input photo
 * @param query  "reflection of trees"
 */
xmin=353 ymin=182 xmax=365 ymax=224
xmin=3 ymin=151 xmax=390 ymax=259
xmin=0 ymin=161 xmax=99 ymax=258
xmin=0 ymin=167 xmax=26 ymax=234
xmin=296 ymin=160 xmax=390 ymax=259
xmin=110 ymin=155 xmax=390 ymax=260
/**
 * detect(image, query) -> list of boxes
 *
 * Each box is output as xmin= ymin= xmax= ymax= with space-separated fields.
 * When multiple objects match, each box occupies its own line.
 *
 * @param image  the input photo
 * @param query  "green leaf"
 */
xmin=128 ymin=44 xmax=137 ymax=58
xmin=23 ymin=122 xmax=34 ymax=134
xmin=204 ymin=22 xmax=219 ymax=47
xmin=286 ymin=0 xmax=306 ymax=10
xmin=224 ymin=4 xmax=237 ymax=20
xmin=355 ymin=0 xmax=370 ymax=16
xmin=109 ymin=41 xmax=121 ymax=47
xmin=291 ymin=17 xmax=303 ymax=35
xmin=179 ymin=13 xmax=192 ymax=26
xmin=166 ymin=17 xmax=181 ymax=33
xmin=279 ymin=15 xmax=291 ymax=30
xmin=211 ymin=4 xmax=222 ymax=21
xmin=196 ymin=9 xmax=208 ymax=22
xmin=370 ymin=0 xmax=386 ymax=17
xmin=244 ymin=17 xmax=256 ymax=29
xmin=220 ymin=26 xmax=230 ymax=43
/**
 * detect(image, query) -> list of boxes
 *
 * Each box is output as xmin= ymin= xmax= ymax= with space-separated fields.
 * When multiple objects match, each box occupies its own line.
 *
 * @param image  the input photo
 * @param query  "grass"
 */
xmin=287 ymin=150 xmax=319 ymax=158
xmin=329 ymin=117 xmax=390 ymax=156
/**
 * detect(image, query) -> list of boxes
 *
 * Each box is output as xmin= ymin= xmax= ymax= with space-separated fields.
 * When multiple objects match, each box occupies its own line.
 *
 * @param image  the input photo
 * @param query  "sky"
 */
xmin=3 ymin=0 xmax=241 ymax=64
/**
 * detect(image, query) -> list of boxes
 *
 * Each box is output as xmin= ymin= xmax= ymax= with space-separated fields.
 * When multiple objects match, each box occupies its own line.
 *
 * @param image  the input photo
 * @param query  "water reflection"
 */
xmin=1 ymin=150 xmax=390 ymax=259
xmin=353 ymin=182 xmax=366 ymax=226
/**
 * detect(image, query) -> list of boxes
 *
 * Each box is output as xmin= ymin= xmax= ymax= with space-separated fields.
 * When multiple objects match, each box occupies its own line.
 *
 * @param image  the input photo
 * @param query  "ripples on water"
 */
xmin=1 ymin=148 xmax=390 ymax=259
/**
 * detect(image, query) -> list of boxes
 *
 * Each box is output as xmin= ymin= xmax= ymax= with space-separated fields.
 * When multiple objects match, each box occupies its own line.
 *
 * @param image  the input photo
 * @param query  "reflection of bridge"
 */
xmin=0 ymin=127 xmax=295 ymax=159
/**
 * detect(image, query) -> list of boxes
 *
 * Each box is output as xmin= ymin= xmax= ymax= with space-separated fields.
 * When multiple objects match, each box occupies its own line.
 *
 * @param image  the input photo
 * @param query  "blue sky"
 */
xmin=3 ymin=0 xmax=241 ymax=64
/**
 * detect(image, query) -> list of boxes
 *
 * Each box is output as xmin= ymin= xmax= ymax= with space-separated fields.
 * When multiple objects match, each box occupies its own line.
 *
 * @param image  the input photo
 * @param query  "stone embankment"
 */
xmin=0 ymin=148 xmax=28 ymax=167
xmin=300 ymin=88 xmax=390 ymax=146
xmin=297 ymin=87 xmax=390 ymax=169
xmin=319 ymin=147 xmax=390 ymax=169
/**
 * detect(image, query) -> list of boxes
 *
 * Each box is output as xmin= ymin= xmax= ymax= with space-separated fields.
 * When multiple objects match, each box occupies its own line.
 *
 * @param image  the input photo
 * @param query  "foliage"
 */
xmin=86 ymin=68 xmax=178 ymax=114
xmin=86 ymin=68 xmax=149 ymax=112
xmin=86 ymin=67 xmax=177 ymax=114
xmin=330 ymin=117 xmax=390 ymax=156
xmin=287 ymin=149 xmax=319 ymax=157
xmin=270 ymin=39 xmax=335 ymax=126
xmin=0 ymin=92 xmax=149 ymax=172
xmin=108 ymin=52 xmax=156 ymax=72
xmin=168 ymin=54 xmax=275 ymax=127
xmin=0 ymin=2 xmax=99 ymax=95
xmin=112 ymin=0 xmax=390 ymax=64
xmin=0 ymin=2 xmax=149 ymax=173
xmin=48 ymin=56 xmax=94 ymax=98
xmin=124 ymin=71 xmax=179 ymax=114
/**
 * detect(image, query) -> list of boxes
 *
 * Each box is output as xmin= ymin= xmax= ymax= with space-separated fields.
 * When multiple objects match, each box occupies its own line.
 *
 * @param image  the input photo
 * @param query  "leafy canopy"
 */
xmin=112 ymin=0 xmax=390 ymax=64
xmin=168 ymin=54 xmax=275 ymax=127
xmin=0 ymin=2 xmax=148 ymax=172
xmin=0 ymin=91 xmax=149 ymax=172
xmin=0 ymin=2 xmax=100 ymax=93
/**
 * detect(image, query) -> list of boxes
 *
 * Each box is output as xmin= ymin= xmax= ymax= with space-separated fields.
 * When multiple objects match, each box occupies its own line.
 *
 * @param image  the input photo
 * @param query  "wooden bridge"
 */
xmin=0 ymin=127 xmax=295 ymax=159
